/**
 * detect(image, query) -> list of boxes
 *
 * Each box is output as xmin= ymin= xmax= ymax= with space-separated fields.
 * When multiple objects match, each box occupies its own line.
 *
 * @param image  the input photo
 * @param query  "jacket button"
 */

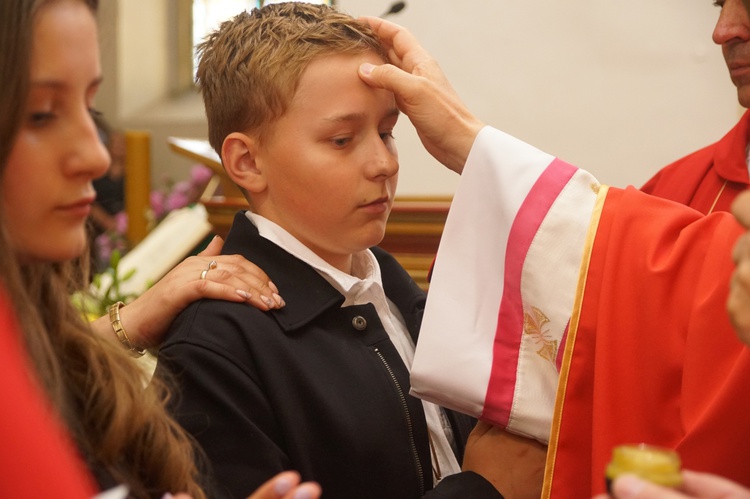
xmin=352 ymin=316 xmax=367 ymax=330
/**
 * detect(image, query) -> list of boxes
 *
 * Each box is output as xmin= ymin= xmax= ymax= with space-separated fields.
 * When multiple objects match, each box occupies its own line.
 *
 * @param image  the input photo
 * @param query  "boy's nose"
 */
xmin=369 ymin=138 xmax=399 ymax=179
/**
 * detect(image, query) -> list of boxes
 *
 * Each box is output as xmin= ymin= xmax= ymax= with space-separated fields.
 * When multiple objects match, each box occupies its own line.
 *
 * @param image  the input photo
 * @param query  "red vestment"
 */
xmin=410 ymin=127 xmax=750 ymax=497
xmin=0 ymin=291 xmax=96 ymax=497
xmin=544 ymin=186 xmax=750 ymax=497
xmin=641 ymin=110 xmax=750 ymax=213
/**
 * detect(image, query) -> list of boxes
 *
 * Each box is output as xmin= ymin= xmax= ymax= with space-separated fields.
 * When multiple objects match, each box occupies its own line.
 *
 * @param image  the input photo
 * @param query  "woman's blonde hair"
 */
xmin=0 ymin=1 xmax=205 ymax=497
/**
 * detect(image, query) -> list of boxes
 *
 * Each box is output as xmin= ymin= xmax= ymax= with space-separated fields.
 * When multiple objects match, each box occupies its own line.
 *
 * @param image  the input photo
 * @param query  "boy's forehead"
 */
xmin=294 ymin=50 xmax=386 ymax=91
xmin=285 ymin=52 xmax=396 ymax=117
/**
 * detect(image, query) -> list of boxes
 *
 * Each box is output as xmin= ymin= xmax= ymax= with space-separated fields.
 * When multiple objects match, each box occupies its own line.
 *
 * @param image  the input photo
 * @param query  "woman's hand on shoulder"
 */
xmin=92 ymin=235 xmax=284 ymax=350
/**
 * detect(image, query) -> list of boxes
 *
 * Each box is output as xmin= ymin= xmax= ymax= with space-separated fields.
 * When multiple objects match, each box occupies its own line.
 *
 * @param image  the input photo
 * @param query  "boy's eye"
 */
xmin=380 ymin=131 xmax=395 ymax=142
xmin=713 ymin=0 xmax=725 ymax=7
xmin=332 ymin=137 xmax=351 ymax=147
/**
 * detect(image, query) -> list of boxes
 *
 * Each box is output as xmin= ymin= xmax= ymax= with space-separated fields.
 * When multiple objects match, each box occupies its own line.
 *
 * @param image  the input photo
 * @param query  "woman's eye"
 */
xmin=332 ymin=137 xmax=350 ymax=147
xmin=29 ymin=112 xmax=55 ymax=126
xmin=380 ymin=131 xmax=395 ymax=142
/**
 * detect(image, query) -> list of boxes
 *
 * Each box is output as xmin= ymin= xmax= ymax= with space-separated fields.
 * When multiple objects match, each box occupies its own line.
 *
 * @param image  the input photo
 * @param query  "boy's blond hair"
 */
xmin=197 ymin=2 xmax=388 ymax=155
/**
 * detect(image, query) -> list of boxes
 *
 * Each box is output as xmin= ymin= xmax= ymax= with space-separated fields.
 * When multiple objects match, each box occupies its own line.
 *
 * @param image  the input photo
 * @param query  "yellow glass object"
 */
xmin=605 ymin=444 xmax=683 ymax=492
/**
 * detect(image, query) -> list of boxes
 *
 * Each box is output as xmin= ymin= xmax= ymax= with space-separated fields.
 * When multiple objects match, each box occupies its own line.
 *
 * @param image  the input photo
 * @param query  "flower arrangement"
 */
xmin=94 ymin=164 xmax=213 ymax=268
xmin=81 ymin=163 xmax=214 ymax=319
xmin=149 ymin=164 xmax=214 ymax=224
xmin=74 ymin=249 xmax=140 ymax=320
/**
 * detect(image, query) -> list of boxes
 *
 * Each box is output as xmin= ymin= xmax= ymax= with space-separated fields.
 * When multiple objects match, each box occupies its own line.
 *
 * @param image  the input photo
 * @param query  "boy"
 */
xmin=157 ymin=3 xmax=523 ymax=498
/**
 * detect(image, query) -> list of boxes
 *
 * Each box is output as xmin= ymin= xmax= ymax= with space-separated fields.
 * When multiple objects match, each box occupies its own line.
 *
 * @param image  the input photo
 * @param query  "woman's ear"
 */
xmin=221 ymin=132 xmax=267 ymax=193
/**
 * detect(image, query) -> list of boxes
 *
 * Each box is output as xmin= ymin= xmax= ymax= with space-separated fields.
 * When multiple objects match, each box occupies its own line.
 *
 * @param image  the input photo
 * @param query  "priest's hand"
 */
xmin=595 ymin=471 xmax=750 ymax=499
xmin=357 ymin=16 xmax=484 ymax=175
xmin=462 ymin=421 xmax=547 ymax=499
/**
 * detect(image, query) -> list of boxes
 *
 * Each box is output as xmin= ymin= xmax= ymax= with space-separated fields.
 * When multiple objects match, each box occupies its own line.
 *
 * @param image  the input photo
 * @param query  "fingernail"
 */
xmin=614 ymin=475 xmax=647 ymax=498
xmin=292 ymin=486 xmax=316 ymax=499
xmin=236 ymin=289 xmax=251 ymax=300
xmin=261 ymin=295 xmax=274 ymax=308
xmin=268 ymin=280 xmax=279 ymax=294
xmin=273 ymin=293 xmax=284 ymax=307
xmin=359 ymin=62 xmax=375 ymax=76
xmin=274 ymin=475 xmax=295 ymax=495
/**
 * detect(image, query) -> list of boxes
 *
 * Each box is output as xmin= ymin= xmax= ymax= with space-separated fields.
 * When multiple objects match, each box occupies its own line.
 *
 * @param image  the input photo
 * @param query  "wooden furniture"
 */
xmin=124 ymin=130 xmax=152 ymax=244
xmin=167 ymin=137 xmax=451 ymax=290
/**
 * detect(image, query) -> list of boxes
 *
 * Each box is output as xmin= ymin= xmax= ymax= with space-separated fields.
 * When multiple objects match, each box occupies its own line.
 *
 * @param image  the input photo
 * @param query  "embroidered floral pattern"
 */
xmin=523 ymin=306 xmax=559 ymax=364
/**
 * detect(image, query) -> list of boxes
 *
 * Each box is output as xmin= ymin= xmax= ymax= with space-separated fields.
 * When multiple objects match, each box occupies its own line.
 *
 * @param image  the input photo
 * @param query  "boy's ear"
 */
xmin=221 ymin=132 xmax=267 ymax=193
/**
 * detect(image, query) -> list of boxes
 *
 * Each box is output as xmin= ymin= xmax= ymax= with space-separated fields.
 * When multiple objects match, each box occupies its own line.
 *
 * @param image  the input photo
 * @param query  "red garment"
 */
xmin=641 ymin=110 xmax=750 ymax=213
xmin=543 ymin=186 xmax=750 ymax=497
xmin=0 ymin=291 xmax=96 ymax=498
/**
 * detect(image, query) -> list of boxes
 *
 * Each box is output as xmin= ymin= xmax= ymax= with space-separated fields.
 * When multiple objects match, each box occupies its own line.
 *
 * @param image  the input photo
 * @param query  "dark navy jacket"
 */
xmin=157 ymin=212 xmax=501 ymax=499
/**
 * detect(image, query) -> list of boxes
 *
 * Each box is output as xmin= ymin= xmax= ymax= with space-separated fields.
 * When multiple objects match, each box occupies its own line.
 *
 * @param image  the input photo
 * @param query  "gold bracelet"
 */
xmin=108 ymin=301 xmax=146 ymax=358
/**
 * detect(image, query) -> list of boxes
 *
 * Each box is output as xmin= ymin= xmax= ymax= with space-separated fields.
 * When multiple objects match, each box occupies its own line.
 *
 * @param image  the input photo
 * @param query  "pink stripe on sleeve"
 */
xmin=481 ymin=158 xmax=578 ymax=425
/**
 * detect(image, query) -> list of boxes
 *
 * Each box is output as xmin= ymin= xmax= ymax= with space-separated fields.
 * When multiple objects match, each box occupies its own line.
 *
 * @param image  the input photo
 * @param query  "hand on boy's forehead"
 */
xmin=292 ymin=52 xmax=397 ymax=115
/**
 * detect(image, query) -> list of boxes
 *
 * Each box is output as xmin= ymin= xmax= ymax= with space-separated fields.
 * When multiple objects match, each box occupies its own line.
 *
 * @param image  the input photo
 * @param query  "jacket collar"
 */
xmin=221 ymin=212 xmax=426 ymax=340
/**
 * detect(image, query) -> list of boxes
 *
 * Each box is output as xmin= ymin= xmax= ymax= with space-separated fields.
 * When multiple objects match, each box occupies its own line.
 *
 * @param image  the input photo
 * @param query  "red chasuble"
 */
xmin=0 ymin=292 xmax=96 ymax=497
xmin=544 ymin=186 xmax=750 ymax=497
xmin=641 ymin=110 xmax=750 ymax=214
xmin=411 ymin=127 xmax=750 ymax=497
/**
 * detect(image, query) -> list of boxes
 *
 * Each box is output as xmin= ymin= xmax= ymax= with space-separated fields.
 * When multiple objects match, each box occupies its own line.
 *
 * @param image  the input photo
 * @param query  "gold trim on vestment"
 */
xmin=541 ymin=185 xmax=609 ymax=498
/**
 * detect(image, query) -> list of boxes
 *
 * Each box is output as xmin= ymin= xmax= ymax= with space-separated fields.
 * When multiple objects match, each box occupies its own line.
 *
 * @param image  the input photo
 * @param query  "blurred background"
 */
xmin=95 ymin=0 xmax=738 ymax=195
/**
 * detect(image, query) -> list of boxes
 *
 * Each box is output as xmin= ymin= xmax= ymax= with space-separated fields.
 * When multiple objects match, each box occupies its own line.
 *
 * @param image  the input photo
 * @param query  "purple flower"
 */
xmin=166 ymin=187 xmax=191 ymax=212
xmin=96 ymin=232 xmax=114 ymax=263
xmin=150 ymin=190 xmax=167 ymax=220
xmin=190 ymin=164 xmax=213 ymax=186
xmin=114 ymin=211 xmax=128 ymax=234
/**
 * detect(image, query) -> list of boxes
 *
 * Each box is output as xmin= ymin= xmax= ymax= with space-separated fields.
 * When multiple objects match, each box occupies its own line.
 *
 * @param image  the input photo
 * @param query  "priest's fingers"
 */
xmin=357 ymin=17 xmax=483 ymax=173
xmin=359 ymin=16 xmax=431 ymax=73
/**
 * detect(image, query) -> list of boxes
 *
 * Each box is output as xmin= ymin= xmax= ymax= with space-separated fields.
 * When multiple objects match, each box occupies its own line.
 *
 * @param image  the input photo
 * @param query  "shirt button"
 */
xmin=352 ymin=316 xmax=367 ymax=330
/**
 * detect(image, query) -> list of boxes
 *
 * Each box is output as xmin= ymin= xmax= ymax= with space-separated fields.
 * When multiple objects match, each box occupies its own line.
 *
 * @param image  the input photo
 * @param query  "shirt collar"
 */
xmin=245 ymin=212 xmax=383 ymax=300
